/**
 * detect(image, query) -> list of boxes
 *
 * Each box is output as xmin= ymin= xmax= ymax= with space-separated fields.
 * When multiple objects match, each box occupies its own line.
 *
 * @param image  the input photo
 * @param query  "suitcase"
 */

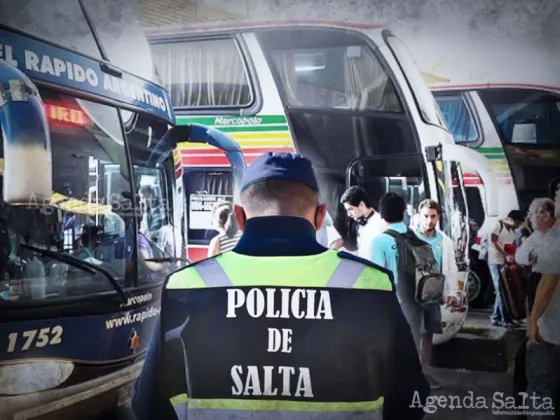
xmin=500 ymin=263 xmax=528 ymax=320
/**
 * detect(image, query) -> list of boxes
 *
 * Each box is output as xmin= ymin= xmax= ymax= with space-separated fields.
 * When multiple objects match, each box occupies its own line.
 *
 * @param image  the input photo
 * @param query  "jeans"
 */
xmin=489 ymin=264 xmax=510 ymax=324
xmin=526 ymin=341 xmax=560 ymax=419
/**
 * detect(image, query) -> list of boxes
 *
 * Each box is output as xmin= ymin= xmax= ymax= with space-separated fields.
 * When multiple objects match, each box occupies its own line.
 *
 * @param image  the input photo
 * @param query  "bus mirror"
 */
xmin=188 ymin=123 xmax=247 ymax=201
xmin=440 ymin=143 xmax=499 ymax=218
xmin=0 ymin=61 xmax=52 ymax=205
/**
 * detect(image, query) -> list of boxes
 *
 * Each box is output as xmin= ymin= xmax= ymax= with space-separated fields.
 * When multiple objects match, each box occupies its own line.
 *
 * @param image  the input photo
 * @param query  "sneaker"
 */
xmin=426 ymin=374 xmax=442 ymax=390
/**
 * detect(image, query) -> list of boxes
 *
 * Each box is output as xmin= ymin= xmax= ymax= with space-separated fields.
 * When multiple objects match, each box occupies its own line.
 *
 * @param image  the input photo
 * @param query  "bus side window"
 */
xmin=151 ymin=38 xmax=254 ymax=109
xmin=434 ymin=93 xmax=479 ymax=144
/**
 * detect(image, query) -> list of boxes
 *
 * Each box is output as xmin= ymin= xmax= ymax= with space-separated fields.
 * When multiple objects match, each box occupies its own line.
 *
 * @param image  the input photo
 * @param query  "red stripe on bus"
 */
xmin=187 ymin=246 xmax=208 ymax=263
xmin=180 ymin=146 xmax=295 ymax=156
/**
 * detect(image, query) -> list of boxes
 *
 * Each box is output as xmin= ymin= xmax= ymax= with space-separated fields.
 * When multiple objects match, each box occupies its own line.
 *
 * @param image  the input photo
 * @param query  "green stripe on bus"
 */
xmin=476 ymin=147 xmax=505 ymax=153
xmin=217 ymin=124 xmax=289 ymax=133
xmin=476 ymin=147 xmax=505 ymax=159
xmin=188 ymin=398 xmax=384 ymax=412
xmin=176 ymin=115 xmax=287 ymax=126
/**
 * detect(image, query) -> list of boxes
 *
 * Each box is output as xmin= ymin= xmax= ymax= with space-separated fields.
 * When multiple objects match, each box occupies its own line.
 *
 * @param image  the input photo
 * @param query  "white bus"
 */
xmin=406 ymin=32 xmax=560 ymax=306
xmin=148 ymin=20 xmax=500 ymax=344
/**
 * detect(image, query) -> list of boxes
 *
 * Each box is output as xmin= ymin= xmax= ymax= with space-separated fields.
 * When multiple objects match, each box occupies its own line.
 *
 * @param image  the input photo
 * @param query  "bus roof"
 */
xmin=146 ymin=19 xmax=384 ymax=38
xmin=402 ymin=30 xmax=560 ymax=93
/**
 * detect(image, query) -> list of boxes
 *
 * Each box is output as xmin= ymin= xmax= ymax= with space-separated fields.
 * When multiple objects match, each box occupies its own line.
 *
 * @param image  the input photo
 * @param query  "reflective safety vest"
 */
xmin=161 ymin=250 xmax=394 ymax=420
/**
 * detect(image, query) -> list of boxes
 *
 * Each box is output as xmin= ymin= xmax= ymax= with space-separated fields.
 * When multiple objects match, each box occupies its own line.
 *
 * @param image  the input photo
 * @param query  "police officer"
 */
xmin=132 ymin=152 xmax=429 ymax=419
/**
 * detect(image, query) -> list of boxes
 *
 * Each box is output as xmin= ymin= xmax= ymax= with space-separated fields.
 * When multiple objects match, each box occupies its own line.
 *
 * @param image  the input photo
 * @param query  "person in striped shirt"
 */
xmin=207 ymin=201 xmax=242 ymax=257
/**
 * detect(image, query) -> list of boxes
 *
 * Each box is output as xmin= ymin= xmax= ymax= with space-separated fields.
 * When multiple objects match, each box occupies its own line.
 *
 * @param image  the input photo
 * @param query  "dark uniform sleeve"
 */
xmin=385 ymin=296 xmax=430 ymax=420
xmin=131 ymin=317 xmax=173 ymax=419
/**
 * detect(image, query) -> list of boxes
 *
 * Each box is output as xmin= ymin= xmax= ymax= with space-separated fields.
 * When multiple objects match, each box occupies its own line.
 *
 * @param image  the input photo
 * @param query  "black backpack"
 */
xmin=384 ymin=228 xmax=446 ymax=306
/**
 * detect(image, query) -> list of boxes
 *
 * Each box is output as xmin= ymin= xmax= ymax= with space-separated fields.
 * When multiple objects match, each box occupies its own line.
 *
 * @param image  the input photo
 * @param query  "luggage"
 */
xmin=499 ymin=263 xmax=528 ymax=320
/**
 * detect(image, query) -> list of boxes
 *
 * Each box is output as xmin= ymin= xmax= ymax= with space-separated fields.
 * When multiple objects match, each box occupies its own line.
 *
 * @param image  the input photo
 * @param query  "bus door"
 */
xmin=182 ymin=124 xmax=246 ymax=262
xmin=345 ymin=153 xmax=427 ymax=250
xmin=425 ymin=145 xmax=470 ymax=271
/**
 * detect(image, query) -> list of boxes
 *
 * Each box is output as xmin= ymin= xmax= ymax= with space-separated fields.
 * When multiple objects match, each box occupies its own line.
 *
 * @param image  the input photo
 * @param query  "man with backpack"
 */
xmin=413 ymin=199 xmax=464 ymax=388
xmin=479 ymin=210 xmax=525 ymax=328
xmin=371 ymin=193 xmax=446 ymax=389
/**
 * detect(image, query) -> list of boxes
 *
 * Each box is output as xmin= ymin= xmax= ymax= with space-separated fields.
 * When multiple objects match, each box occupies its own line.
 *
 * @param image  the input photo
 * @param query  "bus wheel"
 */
xmin=466 ymin=269 xmax=482 ymax=305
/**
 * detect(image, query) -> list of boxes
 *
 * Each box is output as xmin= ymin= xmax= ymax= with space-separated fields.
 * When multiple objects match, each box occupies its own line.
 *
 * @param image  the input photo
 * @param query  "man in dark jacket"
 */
xmin=132 ymin=152 xmax=429 ymax=420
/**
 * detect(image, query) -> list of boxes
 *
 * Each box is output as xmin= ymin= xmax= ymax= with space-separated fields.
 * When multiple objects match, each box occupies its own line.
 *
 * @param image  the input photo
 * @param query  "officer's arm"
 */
xmin=131 ymin=317 xmax=170 ymax=419
xmin=385 ymin=298 xmax=430 ymax=420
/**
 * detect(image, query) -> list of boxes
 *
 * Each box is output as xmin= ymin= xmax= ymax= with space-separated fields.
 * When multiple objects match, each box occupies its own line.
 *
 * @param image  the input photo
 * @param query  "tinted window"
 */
xmin=479 ymin=89 xmax=560 ymax=146
xmin=151 ymin=38 xmax=253 ymax=108
xmin=126 ymin=113 xmax=179 ymax=285
xmin=257 ymin=28 xmax=401 ymax=112
xmin=0 ymin=0 xmax=101 ymax=59
xmin=435 ymin=94 xmax=478 ymax=143
xmin=464 ymin=186 xmax=485 ymax=229
xmin=0 ymin=90 xmax=132 ymax=302
xmin=285 ymin=112 xmax=418 ymax=172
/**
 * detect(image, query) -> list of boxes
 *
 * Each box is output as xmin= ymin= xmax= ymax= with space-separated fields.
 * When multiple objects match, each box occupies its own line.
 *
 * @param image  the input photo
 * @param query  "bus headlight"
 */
xmin=0 ymin=361 xmax=74 ymax=395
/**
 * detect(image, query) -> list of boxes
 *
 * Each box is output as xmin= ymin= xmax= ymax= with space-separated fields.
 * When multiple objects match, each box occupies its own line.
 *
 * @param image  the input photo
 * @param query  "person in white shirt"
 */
xmin=488 ymin=210 xmax=525 ymax=327
xmin=517 ymin=198 xmax=560 ymax=418
xmin=316 ymin=211 xmax=343 ymax=249
xmin=549 ymin=177 xmax=560 ymax=217
xmin=340 ymin=186 xmax=386 ymax=260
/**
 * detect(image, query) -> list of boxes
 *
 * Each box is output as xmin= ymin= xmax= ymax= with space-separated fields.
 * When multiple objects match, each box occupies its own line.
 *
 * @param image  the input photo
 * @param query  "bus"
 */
xmin=148 ymin=20 xmax=500 ymax=344
xmin=0 ymin=1 xmax=244 ymax=418
xmin=406 ymin=32 xmax=560 ymax=306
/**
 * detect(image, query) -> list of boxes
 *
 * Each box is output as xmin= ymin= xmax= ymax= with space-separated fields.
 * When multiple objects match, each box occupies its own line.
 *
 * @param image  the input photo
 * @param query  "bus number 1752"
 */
xmin=6 ymin=326 xmax=63 ymax=353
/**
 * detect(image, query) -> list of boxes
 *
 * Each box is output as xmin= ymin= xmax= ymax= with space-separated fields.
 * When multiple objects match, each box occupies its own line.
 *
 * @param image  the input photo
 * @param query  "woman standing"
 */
xmin=207 ymin=202 xmax=241 ymax=257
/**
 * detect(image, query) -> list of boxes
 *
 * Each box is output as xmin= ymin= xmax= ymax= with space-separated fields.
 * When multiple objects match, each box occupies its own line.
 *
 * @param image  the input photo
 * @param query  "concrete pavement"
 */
xmin=422 ymin=309 xmax=525 ymax=419
xmin=423 ymin=368 xmax=516 ymax=419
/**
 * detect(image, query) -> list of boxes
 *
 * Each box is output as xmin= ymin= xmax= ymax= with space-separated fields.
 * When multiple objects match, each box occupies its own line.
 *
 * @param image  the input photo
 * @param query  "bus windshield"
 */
xmin=0 ymin=0 xmax=102 ymax=59
xmin=0 ymin=88 xmax=176 ymax=303
xmin=384 ymin=34 xmax=447 ymax=129
xmin=479 ymin=89 xmax=560 ymax=146
xmin=257 ymin=28 xmax=401 ymax=112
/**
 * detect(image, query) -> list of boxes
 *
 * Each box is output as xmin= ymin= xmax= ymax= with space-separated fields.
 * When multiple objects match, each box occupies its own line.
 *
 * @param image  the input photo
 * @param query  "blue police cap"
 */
xmin=240 ymin=152 xmax=319 ymax=192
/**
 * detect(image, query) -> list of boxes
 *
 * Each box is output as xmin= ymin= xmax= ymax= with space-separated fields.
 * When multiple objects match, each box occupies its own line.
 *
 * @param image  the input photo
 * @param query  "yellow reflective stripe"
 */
xmin=353 ymin=266 xmax=393 ymax=292
xmin=166 ymin=251 xmax=393 ymax=292
xmin=187 ymin=397 xmax=384 ymax=412
xmin=215 ymin=251 xmax=341 ymax=287
xmin=167 ymin=267 xmax=206 ymax=289
xmin=170 ymin=393 xmax=189 ymax=406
